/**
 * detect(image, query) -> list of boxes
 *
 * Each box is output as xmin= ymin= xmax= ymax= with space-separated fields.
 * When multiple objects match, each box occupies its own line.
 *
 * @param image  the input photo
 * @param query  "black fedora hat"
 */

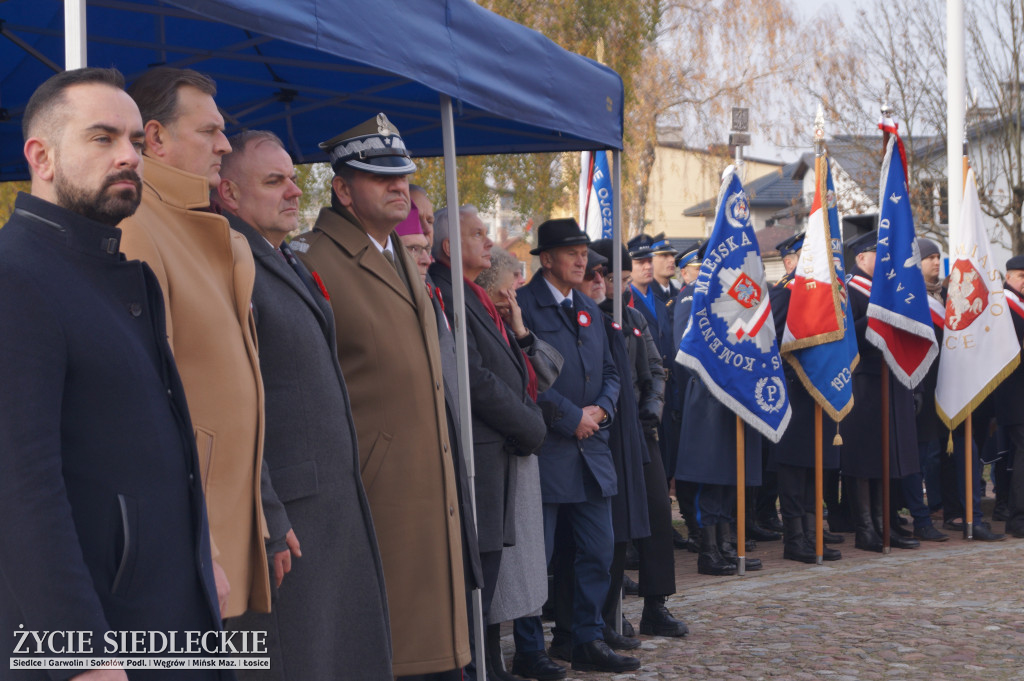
xmin=530 ymin=218 xmax=590 ymax=255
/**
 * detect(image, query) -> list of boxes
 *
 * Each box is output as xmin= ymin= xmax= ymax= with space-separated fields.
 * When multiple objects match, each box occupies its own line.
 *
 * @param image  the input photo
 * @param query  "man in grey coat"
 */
xmin=214 ymin=130 xmax=391 ymax=680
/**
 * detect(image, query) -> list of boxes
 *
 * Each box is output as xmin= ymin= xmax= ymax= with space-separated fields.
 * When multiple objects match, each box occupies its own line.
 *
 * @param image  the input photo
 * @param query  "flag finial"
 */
xmin=814 ymin=104 xmax=825 ymax=156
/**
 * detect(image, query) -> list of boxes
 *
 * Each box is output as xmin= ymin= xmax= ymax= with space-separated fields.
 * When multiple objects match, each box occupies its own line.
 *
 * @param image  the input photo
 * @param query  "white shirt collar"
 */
xmin=368 ymin=233 xmax=396 ymax=256
xmin=542 ymin=275 xmax=573 ymax=306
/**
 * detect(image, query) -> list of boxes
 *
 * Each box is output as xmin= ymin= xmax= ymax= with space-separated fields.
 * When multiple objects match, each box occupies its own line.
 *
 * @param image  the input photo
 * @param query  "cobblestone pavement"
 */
xmin=500 ymin=514 xmax=1024 ymax=681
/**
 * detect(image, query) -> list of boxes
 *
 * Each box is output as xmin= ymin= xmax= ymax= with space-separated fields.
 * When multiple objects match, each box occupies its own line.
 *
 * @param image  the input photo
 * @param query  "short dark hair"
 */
xmin=127 ymin=67 xmax=216 ymax=127
xmin=330 ymin=164 xmax=358 ymax=212
xmin=221 ymin=129 xmax=285 ymax=180
xmin=22 ymin=67 xmax=126 ymax=142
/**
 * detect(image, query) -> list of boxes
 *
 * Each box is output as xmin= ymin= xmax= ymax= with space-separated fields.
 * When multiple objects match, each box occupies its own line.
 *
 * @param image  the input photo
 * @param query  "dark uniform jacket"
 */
xmin=672 ymin=283 xmax=763 ymax=485
xmin=226 ymin=215 xmax=391 ymax=681
xmin=994 ymin=283 xmax=1024 ymax=427
xmin=518 ymin=270 xmax=620 ymax=503
xmin=765 ymin=285 xmax=840 ymax=470
xmin=430 ymin=262 xmax=547 ymax=552
xmin=0 ymin=194 xmax=224 ymax=680
xmin=839 ymin=266 xmax=919 ymax=479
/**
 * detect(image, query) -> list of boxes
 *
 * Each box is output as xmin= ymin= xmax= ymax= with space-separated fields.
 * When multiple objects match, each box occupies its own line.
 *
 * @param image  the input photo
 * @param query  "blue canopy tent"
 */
xmin=0 ymin=1 xmax=628 ymax=668
xmin=0 ymin=0 xmax=624 ymax=177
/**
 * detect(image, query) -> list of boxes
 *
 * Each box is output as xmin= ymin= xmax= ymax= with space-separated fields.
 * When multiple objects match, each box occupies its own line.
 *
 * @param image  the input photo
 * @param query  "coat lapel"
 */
xmin=227 ymin=214 xmax=332 ymax=337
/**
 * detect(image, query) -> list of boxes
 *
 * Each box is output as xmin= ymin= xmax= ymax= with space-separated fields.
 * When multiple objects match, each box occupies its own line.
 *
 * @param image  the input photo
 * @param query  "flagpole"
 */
xmin=815 ymin=405 xmax=824 ymax=563
xmin=962 ymin=147 xmax=974 ymax=540
xmin=881 ymin=364 xmax=891 ymax=554
xmin=813 ymin=108 xmax=826 ymax=565
xmin=736 ymin=414 xmax=746 ymax=576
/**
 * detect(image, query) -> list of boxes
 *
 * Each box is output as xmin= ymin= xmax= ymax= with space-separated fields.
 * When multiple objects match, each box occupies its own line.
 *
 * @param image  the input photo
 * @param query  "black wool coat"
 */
xmin=0 ymin=194 xmax=225 ymax=680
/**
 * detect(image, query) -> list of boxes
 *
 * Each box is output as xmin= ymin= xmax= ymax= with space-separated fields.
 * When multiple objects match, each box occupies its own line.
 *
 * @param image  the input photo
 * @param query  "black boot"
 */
xmin=639 ymin=595 xmax=689 ymax=637
xmin=803 ymin=513 xmax=841 ymax=561
xmin=697 ymin=523 xmax=736 ymax=576
xmin=852 ymin=477 xmax=883 ymax=552
xmin=486 ymin=624 xmax=530 ymax=681
xmin=718 ymin=521 xmax=762 ymax=570
xmin=782 ymin=516 xmax=817 ymax=563
xmin=870 ymin=479 xmax=919 ymax=549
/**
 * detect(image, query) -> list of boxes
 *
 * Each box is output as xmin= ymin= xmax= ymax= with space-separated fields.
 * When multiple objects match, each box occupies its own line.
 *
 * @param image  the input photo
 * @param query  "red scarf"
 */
xmin=466 ymin=278 xmax=538 ymax=400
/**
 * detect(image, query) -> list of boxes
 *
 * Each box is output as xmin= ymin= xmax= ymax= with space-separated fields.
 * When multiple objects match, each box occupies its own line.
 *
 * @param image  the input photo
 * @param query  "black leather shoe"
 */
xmin=822 ymin=528 xmax=845 ymax=544
xmin=511 ymin=650 xmax=566 ymax=681
xmin=891 ymin=522 xmax=913 ymax=538
xmin=622 ymin=574 xmax=639 ymax=596
xmin=1007 ymin=522 xmax=1024 ymax=538
xmin=913 ymin=524 xmax=949 ymax=542
xmin=672 ymin=527 xmax=688 ymax=549
xmin=760 ymin=515 xmax=785 ymax=533
xmin=602 ymin=625 xmax=640 ymax=650
xmin=943 ymin=518 xmax=965 ymax=531
xmin=570 ymin=639 xmax=641 ymax=673
xmin=889 ymin=534 xmax=920 ymax=549
xmin=972 ymin=523 xmax=1007 ymax=542
xmin=993 ymin=502 xmax=1009 ymax=521
xmin=747 ymin=523 xmax=782 ymax=541
xmin=546 ymin=639 xmax=571 ymax=663
xmin=855 ymin=529 xmax=884 ymax=552
xmin=639 ymin=596 xmax=689 ymax=637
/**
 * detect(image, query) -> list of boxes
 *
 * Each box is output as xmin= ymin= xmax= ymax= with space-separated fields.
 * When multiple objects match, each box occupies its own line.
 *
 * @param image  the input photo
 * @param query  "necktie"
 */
xmin=561 ymin=296 xmax=574 ymax=323
xmin=382 ymin=248 xmax=411 ymax=293
xmin=279 ymin=242 xmax=320 ymax=299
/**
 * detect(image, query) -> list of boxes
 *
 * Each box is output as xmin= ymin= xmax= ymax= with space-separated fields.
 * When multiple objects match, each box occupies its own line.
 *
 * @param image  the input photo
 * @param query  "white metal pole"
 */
xmin=439 ymin=93 xmax=486 ymax=681
xmin=64 ymin=0 xmax=87 ymax=69
xmin=947 ymin=0 xmax=965 ymax=243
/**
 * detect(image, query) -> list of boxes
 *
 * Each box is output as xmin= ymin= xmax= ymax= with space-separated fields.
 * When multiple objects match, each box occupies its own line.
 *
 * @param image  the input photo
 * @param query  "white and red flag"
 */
xmin=934 ymin=168 xmax=1020 ymax=428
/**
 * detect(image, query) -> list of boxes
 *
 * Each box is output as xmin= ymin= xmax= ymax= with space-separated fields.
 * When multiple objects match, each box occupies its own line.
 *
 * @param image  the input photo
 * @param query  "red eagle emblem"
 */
xmin=945 ymin=260 xmax=987 ymax=331
xmin=727 ymin=272 xmax=761 ymax=309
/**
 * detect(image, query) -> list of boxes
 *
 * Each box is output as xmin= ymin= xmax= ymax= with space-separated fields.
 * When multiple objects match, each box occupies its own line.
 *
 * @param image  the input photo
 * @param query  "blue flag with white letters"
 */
xmin=676 ymin=168 xmax=791 ymax=442
xmin=867 ymin=135 xmax=937 ymax=388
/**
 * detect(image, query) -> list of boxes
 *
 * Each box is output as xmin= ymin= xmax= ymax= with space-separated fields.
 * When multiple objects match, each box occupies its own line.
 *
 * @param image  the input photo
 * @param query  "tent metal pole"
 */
xmin=612 ymin=149 xmax=622 ymax=328
xmin=64 ymin=0 xmax=87 ymax=69
xmin=440 ymin=93 xmax=486 ymax=681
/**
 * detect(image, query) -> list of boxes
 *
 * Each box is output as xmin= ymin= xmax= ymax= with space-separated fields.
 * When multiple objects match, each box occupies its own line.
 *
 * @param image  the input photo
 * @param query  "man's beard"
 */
xmin=55 ymin=166 xmax=142 ymax=226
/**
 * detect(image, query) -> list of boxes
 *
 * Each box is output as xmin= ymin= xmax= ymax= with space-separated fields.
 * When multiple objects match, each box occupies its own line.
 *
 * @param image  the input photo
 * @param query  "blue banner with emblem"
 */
xmin=676 ymin=168 xmax=791 ymax=442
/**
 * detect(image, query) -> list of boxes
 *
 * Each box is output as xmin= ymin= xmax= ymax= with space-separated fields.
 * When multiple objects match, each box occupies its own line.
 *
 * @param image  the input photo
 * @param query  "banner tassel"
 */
xmin=946 ymin=430 xmax=954 ymax=454
xmin=833 ymin=423 xmax=843 ymax=447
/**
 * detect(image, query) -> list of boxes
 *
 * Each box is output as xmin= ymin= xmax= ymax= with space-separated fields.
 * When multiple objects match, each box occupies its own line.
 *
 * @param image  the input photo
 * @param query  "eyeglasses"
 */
xmin=585 ymin=267 xmax=606 ymax=281
xmin=406 ymin=245 xmax=430 ymax=257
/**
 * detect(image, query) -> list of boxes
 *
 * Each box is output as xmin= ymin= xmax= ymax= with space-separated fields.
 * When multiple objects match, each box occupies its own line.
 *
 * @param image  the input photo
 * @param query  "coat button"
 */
xmin=443 ymin=443 xmax=449 ymax=453
xmin=577 ymin=340 xmax=583 ymax=347
xmin=585 ymin=375 xmax=590 ymax=382
xmin=435 ymin=381 xmax=441 ymax=390
xmin=167 ymin=388 xmax=173 ymax=397
xmin=189 ymin=473 xmax=195 ymax=484
xmin=128 ymin=302 xmax=142 ymax=317
xmin=449 ymin=506 xmax=454 ymax=516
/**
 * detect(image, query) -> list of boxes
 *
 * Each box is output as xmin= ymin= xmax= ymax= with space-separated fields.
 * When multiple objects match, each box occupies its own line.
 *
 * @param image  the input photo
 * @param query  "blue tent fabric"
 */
xmin=0 ymin=0 xmax=624 ymax=180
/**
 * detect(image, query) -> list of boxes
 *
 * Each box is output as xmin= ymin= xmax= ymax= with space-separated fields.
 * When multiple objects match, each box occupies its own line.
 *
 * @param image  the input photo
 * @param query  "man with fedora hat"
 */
xmin=290 ymin=113 xmax=470 ymax=679
xmin=511 ymin=219 xmax=640 ymax=677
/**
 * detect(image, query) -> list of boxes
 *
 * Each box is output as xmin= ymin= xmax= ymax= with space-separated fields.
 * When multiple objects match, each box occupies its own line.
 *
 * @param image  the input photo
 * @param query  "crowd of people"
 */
xmin=3 ymin=65 xmax=1024 ymax=681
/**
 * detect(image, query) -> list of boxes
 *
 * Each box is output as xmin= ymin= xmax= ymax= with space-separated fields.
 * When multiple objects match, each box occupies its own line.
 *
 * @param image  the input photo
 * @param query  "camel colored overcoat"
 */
xmin=118 ymin=156 xmax=270 ymax=617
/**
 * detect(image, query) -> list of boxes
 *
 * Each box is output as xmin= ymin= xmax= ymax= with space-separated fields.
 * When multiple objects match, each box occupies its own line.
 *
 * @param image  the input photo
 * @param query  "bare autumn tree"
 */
xmin=806 ymin=0 xmax=1024 ymax=253
xmin=629 ymin=0 xmax=804 ymax=234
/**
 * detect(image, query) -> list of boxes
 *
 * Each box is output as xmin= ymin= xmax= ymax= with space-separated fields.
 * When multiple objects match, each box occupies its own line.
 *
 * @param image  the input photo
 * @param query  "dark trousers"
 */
xmin=514 ymin=475 xmax=613 ymax=650
xmin=1005 ymin=425 xmax=1024 ymax=533
xmin=636 ymin=433 xmax=675 ymax=597
xmin=777 ymin=463 xmax=814 ymax=519
xmin=694 ymin=483 xmax=735 ymax=527
xmin=918 ymin=438 xmax=944 ymax=511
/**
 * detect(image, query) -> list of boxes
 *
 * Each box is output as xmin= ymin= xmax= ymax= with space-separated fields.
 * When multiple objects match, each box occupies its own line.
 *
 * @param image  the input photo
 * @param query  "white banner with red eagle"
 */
xmin=935 ymin=168 xmax=1020 ymax=428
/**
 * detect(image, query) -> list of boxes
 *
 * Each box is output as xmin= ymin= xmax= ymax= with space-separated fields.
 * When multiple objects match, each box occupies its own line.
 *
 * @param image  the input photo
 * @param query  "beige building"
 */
xmin=647 ymin=128 xmax=785 ymax=239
